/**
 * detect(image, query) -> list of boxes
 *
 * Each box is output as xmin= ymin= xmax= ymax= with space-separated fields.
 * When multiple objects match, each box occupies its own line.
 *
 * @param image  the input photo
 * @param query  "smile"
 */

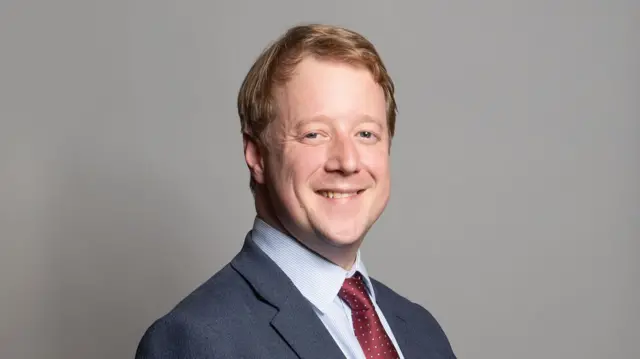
xmin=317 ymin=190 xmax=365 ymax=199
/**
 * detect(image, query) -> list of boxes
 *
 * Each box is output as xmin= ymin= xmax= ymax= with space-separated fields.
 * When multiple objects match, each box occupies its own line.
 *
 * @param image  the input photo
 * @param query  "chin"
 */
xmin=314 ymin=219 xmax=370 ymax=248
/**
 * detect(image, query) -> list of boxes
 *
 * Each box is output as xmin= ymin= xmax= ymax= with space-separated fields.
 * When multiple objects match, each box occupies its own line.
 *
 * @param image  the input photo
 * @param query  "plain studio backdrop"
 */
xmin=1 ymin=1 xmax=638 ymax=358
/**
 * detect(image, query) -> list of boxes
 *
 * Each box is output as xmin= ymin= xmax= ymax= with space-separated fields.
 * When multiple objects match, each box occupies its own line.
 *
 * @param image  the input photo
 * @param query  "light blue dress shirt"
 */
xmin=250 ymin=217 xmax=405 ymax=359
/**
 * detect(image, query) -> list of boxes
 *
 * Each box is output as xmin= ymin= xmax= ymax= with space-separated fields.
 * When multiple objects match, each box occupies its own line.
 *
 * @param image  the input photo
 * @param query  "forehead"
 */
xmin=274 ymin=57 xmax=386 ymax=125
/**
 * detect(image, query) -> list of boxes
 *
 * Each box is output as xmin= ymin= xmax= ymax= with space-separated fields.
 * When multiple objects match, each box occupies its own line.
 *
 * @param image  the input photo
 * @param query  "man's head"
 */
xmin=238 ymin=24 xmax=397 ymax=269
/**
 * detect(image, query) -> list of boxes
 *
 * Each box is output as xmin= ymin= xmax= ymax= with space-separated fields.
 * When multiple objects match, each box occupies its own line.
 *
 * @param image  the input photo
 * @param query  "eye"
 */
xmin=304 ymin=132 xmax=319 ymax=139
xmin=358 ymin=131 xmax=374 ymax=139
xmin=300 ymin=131 xmax=327 ymax=143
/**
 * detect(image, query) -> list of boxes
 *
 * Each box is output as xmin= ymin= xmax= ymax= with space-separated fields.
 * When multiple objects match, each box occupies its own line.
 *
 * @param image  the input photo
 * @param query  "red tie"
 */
xmin=338 ymin=272 xmax=400 ymax=359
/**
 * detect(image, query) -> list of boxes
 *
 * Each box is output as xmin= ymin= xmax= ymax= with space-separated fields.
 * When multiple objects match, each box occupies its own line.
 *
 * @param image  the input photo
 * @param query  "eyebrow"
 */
xmin=293 ymin=116 xmax=331 ymax=131
xmin=293 ymin=115 xmax=384 ymax=131
xmin=358 ymin=116 xmax=385 ymax=128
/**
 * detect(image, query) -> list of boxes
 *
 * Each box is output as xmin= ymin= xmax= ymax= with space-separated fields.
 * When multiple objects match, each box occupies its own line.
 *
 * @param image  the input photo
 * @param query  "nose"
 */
xmin=324 ymin=133 xmax=360 ymax=175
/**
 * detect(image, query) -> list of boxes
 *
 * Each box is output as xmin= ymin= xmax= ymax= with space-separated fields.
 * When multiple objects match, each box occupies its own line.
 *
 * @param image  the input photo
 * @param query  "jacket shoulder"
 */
xmin=135 ymin=264 xmax=274 ymax=358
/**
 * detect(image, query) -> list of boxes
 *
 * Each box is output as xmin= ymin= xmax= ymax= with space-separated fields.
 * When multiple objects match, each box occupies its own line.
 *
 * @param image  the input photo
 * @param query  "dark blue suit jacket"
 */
xmin=135 ymin=234 xmax=457 ymax=358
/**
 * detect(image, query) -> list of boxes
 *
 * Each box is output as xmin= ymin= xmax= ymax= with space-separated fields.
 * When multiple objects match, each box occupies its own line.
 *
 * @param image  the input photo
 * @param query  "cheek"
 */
xmin=276 ymin=147 xmax=325 ymax=191
xmin=361 ymin=148 xmax=391 ymax=182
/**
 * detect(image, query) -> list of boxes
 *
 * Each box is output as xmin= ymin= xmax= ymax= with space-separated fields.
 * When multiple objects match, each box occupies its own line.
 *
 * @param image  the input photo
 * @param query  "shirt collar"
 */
xmin=249 ymin=217 xmax=376 ymax=313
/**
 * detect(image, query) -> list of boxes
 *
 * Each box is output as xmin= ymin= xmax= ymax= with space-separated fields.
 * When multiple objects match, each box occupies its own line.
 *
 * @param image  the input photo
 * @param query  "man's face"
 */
xmin=252 ymin=57 xmax=391 ymax=259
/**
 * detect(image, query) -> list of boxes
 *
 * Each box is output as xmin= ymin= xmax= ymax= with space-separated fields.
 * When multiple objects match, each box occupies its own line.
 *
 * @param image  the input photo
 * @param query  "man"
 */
xmin=136 ymin=24 xmax=456 ymax=359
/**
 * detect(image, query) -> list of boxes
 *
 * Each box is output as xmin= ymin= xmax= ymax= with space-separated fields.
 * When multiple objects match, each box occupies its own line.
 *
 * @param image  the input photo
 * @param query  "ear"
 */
xmin=243 ymin=134 xmax=266 ymax=185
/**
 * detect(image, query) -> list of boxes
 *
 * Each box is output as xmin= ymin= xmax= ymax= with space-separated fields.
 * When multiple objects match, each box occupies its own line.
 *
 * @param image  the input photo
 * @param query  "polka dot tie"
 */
xmin=338 ymin=272 xmax=400 ymax=359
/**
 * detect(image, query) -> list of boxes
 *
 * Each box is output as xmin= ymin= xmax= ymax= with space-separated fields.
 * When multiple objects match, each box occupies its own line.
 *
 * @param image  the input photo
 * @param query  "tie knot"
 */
xmin=338 ymin=272 xmax=372 ymax=311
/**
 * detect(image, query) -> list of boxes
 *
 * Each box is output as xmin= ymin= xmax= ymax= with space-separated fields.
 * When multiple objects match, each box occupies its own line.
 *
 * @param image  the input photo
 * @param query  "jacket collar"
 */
xmin=371 ymin=278 xmax=451 ymax=359
xmin=230 ymin=231 xmax=446 ymax=359
xmin=231 ymin=232 xmax=346 ymax=359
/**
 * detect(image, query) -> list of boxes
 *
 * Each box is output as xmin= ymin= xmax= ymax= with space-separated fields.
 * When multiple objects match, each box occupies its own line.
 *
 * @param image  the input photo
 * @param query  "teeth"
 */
xmin=320 ymin=191 xmax=358 ymax=199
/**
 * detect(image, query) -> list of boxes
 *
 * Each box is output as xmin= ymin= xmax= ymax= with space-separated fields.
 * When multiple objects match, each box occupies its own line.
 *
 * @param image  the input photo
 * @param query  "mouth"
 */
xmin=316 ymin=189 xmax=366 ymax=199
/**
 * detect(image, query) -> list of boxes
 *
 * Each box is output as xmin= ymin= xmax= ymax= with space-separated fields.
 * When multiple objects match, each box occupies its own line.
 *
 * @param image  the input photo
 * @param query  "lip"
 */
xmin=316 ymin=188 xmax=365 ymax=193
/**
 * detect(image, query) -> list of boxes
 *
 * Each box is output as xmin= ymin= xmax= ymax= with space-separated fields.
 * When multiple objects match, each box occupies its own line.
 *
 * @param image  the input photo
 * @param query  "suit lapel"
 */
xmin=231 ymin=234 xmax=345 ymax=359
xmin=381 ymin=310 xmax=412 ymax=356
xmin=387 ymin=315 xmax=448 ymax=359
xmin=373 ymin=281 xmax=447 ymax=359
xmin=374 ymin=295 xmax=425 ymax=359
xmin=270 ymin=295 xmax=346 ymax=359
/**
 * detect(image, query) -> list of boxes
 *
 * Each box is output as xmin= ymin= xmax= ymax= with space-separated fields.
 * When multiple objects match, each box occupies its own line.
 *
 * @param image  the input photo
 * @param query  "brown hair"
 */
xmin=237 ymin=23 xmax=397 ymax=190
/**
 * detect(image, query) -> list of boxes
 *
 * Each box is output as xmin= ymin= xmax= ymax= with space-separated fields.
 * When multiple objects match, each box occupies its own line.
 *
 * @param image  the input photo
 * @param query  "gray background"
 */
xmin=1 ymin=1 xmax=638 ymax=358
